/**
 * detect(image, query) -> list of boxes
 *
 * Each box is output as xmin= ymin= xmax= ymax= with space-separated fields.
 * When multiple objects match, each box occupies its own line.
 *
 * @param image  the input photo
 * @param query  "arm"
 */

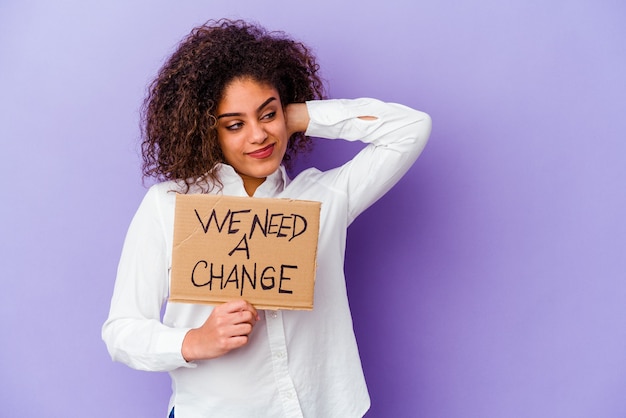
xmin=285 ymin=103 xmax=310 ymax=136
xmin=102 ymin=185 xmax=260 ymax=369
xmin=181 ymin=299 xmax=259 ymax=362
xmin=292 ymin=98 xmax=432 ymax=223
xmin=101 ymin=186 xmax=191 ymax=371
xmin=285 ymin=102 xmax=376 ymax=136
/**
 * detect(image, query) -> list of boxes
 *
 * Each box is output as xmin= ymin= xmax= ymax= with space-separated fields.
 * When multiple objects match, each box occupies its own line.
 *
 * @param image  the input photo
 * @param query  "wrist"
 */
xmin=181 ymin=329 xmax=198 ymax=362
xmin=285 ymin=103 xmax=310 ymax=136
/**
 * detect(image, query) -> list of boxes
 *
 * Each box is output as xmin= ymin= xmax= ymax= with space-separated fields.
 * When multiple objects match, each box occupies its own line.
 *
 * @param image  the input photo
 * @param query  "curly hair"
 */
xmin=140 ymin=19 xmax=325 ymax=191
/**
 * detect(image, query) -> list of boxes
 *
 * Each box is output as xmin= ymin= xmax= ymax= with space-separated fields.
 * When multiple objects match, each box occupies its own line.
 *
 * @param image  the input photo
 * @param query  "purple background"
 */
xmin=1 ymin=1 xmax=625 ymax=417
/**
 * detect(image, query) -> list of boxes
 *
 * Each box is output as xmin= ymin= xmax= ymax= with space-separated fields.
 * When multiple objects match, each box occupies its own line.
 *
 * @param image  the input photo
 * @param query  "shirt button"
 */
xmin=268 ymin=311 xmax=278 ymax=319
xmin=276 ymin=351 xmax=285 ymax=359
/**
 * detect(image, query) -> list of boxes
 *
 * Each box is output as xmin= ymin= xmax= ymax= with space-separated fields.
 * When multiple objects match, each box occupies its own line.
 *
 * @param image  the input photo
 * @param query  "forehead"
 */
xmin=218 ymin=77 xmax=280 ymax=111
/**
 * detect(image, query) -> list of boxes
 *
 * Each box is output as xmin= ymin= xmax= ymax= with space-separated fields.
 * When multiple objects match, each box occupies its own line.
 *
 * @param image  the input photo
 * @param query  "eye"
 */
xmin=225 ymin=122 xmax=243 ymax=131
xmin=261 ymin=111 xmax=276 ymax=121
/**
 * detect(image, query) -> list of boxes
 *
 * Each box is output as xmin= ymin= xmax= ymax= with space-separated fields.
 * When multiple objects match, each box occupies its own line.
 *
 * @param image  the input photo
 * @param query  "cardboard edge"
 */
xmin=167 ymin=297 xmax=313 ymax=311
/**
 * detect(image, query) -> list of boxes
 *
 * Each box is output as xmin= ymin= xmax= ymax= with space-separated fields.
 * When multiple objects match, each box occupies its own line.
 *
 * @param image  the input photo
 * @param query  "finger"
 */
xmin=231 ymin=309 xmax=257 ymax=326
xmin=248 ymin=303 xmax=259 ymax=321
xmin=227 ymin=335 xmax=250 ymax=350
xmin=218 ymin=323 xmax=253 ymax=341
xmin=238 ymin=300 xmax=259 ymax=321
xmin=231 ymin=322 xmax=254 ymax=337
xmin=223 ymin=299 xmax=259 ymax=321
xmin=220 ymin=299 xmax=252 ymax=313
xmin=239 ymin=300 xmax=258 ymax=319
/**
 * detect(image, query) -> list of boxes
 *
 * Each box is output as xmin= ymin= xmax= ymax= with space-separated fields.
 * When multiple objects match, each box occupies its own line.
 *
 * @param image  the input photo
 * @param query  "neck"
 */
xmin=240 ymin=174 xmax=266 ymax=196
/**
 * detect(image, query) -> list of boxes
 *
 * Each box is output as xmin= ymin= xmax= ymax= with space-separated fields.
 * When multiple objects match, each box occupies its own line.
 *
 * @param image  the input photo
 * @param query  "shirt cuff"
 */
xmin=155 ymin=327 xmax=197 ymax=370
xmin=304 ymin=98 xmax=384 ymax=140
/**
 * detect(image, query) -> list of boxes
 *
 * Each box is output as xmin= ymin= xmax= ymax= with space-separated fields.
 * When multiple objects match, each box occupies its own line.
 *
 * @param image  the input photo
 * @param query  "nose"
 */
xmin=249 ymin=121 xmax=268 ymax=144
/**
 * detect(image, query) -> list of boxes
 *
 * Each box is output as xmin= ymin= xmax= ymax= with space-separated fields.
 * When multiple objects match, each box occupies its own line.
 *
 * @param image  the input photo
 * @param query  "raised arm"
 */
xmin=297 ymin=98 xmax=432 ymax=223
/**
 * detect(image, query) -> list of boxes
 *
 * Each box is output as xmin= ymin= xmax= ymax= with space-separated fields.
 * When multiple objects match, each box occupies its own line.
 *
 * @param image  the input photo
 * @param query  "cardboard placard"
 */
xmin=170 ymin=194 xmax=321 ymax=310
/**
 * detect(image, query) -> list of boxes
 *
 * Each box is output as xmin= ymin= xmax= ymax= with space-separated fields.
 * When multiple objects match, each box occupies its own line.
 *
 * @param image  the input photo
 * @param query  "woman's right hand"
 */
xmin=181 ymin=299 xmax=259 ymax=361
xmin=285 ymin=103 xmax=310 ymax=137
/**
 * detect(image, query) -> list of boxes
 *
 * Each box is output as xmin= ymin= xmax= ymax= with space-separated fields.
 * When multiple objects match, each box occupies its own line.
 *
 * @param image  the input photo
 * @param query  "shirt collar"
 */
xmin=213 ymin=163 xmax=290 ymax=197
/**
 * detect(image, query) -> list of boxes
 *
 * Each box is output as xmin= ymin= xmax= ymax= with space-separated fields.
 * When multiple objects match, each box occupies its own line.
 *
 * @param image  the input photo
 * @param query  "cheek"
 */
xmin=272 ymin=121 xmax=289 ymax=143
xmin=216 ymin=134 xmax=235 ymax=157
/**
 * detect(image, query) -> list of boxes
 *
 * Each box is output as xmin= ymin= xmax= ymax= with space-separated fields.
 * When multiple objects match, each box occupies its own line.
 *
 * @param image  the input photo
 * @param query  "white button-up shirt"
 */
xmin=102 ymin=98 xmax=431 ymax=417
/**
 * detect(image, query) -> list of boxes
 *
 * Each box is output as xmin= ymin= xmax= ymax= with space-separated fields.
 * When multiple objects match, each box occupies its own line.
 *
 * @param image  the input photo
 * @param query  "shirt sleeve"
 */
xmin=304 ymin=98 xmax=432 ymax=224
xmin=101 ymin=185 xmax=195 ymax=372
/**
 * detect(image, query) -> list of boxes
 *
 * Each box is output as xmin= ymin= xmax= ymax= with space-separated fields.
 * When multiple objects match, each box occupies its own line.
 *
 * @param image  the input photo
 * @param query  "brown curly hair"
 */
xmin=140 ymin=19 xmax=325 ymax=191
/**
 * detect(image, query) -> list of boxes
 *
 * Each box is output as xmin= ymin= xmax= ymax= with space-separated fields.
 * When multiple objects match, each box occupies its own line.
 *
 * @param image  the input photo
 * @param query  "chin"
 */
xmin=240 ymin=164 xmax=279 ymax=180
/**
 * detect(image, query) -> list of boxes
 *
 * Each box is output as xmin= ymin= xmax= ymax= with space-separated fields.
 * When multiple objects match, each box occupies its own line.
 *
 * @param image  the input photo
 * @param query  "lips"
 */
xmin=247 ymin=143 xmax=275 ymax=159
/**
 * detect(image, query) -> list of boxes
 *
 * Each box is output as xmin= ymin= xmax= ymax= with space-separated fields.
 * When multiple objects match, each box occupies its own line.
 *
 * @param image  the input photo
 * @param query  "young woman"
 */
xmin=102 ymin=19 xmax=431 ymax=418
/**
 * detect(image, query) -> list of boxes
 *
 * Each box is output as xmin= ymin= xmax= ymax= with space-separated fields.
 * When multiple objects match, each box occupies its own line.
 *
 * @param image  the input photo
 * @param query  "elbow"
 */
xmin=414 ymin=110 xmax=432 ymax=139
xmin=101 ymin=319 xmax=120 ymax=361
xmin=421 ymin=112 xmax=432 ymax=146
xmin=410 ymin=111 xmax=432 ymax=157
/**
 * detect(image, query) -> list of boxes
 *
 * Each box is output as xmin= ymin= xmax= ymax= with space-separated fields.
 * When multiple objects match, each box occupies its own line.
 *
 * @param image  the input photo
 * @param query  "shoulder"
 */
xmin=133 ymin=181 xmax=186 ymax=221
xmin=286 ymin=166 xmax=347 ymax=198
xmin=143 ymin=180 xmax=182 ymax=201
xmin=289 ymin=167 xmax=323 ymax=185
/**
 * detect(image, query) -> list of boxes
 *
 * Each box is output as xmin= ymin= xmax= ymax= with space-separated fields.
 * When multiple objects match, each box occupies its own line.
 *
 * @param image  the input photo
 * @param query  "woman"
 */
xmin=102 ymin=19 xmax=431 ymax=418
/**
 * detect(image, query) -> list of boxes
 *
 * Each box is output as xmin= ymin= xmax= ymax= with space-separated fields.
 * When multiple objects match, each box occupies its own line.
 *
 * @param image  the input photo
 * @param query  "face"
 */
xmin=216 ymin=77 xmax=289 ymax=194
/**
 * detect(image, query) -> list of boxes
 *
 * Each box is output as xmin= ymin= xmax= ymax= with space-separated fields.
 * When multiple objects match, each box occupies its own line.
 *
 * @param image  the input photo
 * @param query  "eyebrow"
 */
xmin=216 ymin=97 xmax=277 ymax=120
